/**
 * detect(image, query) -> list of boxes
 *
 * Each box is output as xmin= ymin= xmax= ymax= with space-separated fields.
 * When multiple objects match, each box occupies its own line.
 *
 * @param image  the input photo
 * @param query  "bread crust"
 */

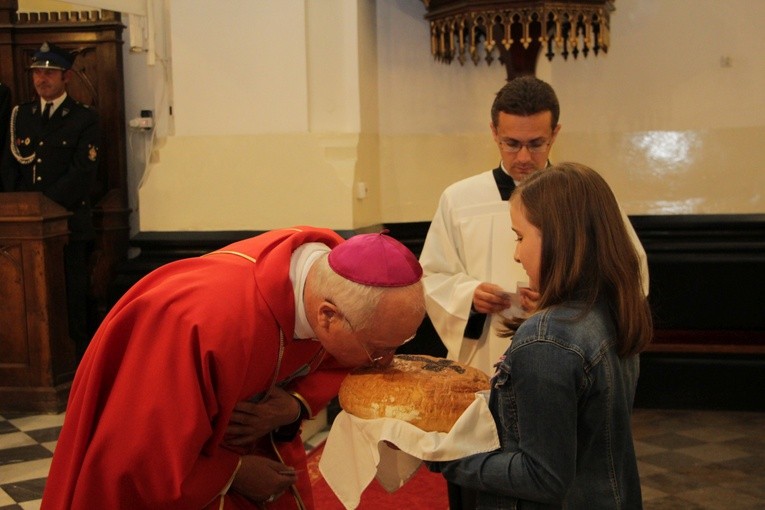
xmin=338 ymin=354 xmax=490 ymax=432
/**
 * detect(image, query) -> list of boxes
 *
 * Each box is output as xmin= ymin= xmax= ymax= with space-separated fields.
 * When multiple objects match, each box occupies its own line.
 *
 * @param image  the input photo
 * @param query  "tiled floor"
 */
xmin=633 ymin=409 xmax=765 ymax=509
xmin=1 ymin=408 xmax=764 ymax=509
xmin=0 ymin=413 xmax=63 ymax=510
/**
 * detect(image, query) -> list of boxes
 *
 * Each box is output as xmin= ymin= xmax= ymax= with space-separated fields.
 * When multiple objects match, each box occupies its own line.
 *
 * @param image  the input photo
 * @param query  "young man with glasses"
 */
xmin=420 ymin=76 xmax=647 ymax=375
xmin=420 ymin=77 xmax=562 ymax=376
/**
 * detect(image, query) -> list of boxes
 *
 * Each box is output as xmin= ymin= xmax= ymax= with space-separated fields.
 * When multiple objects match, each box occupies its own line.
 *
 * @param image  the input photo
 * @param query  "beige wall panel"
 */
xmin=379 ymin=134 xmax=497 ymax=222
xmin=555 ymin=127 xmax=764 ymax=215
xmin=138 ymin=134 xmax=356 ymax=231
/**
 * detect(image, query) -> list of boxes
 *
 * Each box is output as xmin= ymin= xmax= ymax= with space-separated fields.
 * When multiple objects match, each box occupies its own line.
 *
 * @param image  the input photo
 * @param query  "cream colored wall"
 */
xmin=378 ymin=0 xmax=765 ymax=222
xmin=24 ymin=0 xmax=380 ymax=232
xmin=170 ymin=2 xmax=308 ymax=136
xmin=551 ymin=0 xmax=764 ymax=215
xmin=138 ymin=133 xmax=356 ymax=230
xmin=376 ymin=0 xmax=501 ymax=221
xmin=21 ymin=0 xmax=765 ymax=232
xmin=136 ymin=0 xmax=380 ymax=232
xmin=554 ymin=127 xmax=763 ymax=215
xmin=352 ymin=0 xmax=382 ymax=229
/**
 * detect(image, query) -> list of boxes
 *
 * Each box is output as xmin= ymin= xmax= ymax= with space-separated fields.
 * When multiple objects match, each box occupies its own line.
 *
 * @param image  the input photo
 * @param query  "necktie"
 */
xmin=42 ymin=102 xmax=52 ymax=123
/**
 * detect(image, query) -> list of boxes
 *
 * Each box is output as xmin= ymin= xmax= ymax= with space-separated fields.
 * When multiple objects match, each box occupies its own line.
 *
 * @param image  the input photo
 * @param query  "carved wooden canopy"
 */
xmin=421 ymin=0 xmax=615 ymax=80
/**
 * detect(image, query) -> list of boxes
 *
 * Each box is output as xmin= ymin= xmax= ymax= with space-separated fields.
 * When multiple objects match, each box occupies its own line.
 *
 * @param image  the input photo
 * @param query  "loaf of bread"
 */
xmin=338 ymin=354 xmax=490 ymax=432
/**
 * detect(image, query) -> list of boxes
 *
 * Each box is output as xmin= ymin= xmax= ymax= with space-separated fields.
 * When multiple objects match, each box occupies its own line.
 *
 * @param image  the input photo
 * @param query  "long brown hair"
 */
xmin=510 ymin=162 xmax=652 ymax=357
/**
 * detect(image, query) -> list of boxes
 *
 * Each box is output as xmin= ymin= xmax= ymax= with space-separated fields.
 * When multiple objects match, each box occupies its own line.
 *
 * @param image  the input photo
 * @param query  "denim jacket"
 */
xmin=434 ymin=300 xmax=643 ymax=509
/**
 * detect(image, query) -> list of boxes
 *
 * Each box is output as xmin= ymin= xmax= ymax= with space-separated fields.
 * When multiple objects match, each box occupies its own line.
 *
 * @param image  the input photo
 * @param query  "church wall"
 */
xmin=135 ymin=133 xmax=354 ymax=231
xmin=131 ymin=0 xmax=374 ymax=232
xmin=377 ymin=0 xmax=765 ymax=222
xmin=19 ymin=0 xmax=765 ymax=231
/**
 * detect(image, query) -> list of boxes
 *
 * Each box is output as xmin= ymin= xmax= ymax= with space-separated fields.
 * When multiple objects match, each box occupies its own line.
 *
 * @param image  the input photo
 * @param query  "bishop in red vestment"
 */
xmin=41 ymin=226 xmax=425 ymax=509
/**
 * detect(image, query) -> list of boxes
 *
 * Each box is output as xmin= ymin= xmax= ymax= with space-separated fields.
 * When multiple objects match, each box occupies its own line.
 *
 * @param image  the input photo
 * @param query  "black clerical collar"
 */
xmin=492 ymin=161 xmax=553 ymax=200
xmin=492 ymin=165 xmax=516 ymax=201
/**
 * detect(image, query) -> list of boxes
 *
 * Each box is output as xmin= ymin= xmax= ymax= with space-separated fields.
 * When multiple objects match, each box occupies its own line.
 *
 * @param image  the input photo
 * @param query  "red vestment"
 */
xmin=41 ymin=227 xmax=348 ymax=510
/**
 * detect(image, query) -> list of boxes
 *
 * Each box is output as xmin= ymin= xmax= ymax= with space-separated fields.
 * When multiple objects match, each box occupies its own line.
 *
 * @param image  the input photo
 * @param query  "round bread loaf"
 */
xmin=338 ymin=354 xmax=490 ymax=432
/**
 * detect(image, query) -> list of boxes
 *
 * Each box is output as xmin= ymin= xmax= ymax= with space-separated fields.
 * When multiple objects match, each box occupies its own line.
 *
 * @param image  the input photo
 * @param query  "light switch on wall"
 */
xmin=356 ymin=182 xmax=367 ymax=199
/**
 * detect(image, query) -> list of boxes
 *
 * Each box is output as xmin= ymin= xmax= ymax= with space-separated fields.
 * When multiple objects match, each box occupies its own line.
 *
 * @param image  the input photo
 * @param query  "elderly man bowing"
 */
xmin=41 ymin=226 xmax=425 ymax=510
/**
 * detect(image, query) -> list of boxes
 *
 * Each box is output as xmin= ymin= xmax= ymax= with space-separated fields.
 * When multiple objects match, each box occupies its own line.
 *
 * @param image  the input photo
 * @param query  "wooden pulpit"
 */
xmin=0 ymin=192 xmax=75 ymax=413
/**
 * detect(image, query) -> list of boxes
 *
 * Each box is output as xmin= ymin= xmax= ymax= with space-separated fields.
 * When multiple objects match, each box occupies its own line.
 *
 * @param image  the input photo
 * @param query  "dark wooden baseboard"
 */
xmin=634 ymin=352 xmax=765 ymax=411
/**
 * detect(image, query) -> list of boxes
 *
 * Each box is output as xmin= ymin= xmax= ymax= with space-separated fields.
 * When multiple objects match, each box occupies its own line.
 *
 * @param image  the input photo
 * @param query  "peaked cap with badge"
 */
xmin=30 ymin=42 xmax=75 ymax=70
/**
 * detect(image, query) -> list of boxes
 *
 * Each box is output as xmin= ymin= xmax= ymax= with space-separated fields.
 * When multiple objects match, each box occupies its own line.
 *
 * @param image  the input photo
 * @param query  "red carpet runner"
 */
xmin=307 ymin=442 xmax=449 ymax=509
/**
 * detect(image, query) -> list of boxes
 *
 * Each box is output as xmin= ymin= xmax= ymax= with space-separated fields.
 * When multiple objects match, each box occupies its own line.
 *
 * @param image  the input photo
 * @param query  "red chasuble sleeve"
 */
xmin=288 ymin=360 xmax=348 ymax=418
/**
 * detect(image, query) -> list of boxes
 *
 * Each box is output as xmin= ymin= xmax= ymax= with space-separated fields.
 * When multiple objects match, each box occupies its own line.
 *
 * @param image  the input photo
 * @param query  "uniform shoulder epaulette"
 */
xmin=73 ymin=100 xmax=93 ymax=109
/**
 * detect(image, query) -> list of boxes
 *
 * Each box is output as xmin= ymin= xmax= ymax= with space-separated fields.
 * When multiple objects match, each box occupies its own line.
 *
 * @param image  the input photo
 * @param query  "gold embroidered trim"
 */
xmin=217 ymin=456 xmax=242 ymax=508
xmin=269 ymin=433 xmax=307 ymax=510
xmin=289 ymin=392 xmax=313 ymax=420
xmin=202 ymin=250 xmax=257 ymax=264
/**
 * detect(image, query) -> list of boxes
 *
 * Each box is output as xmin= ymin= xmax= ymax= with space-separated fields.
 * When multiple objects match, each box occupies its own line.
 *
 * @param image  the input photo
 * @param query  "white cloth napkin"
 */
xmin=318 ymin=392 xmax=499 ymax=509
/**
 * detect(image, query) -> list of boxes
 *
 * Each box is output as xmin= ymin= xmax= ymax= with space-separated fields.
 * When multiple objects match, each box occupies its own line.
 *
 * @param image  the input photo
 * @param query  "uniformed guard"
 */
xmin=1 ymin=41 xmax=101 ymax=362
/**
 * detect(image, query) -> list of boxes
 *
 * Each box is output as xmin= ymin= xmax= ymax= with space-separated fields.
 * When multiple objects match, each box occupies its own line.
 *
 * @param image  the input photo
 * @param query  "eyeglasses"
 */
xmin=499 ymin=139 xmax=551 ymax=154
xmin=355 ymin=332 xmax=416 ymax=367
xmin=356 ymin=338 xmax=392 ymax=367
xmin=327 ymin=298 xmax=416 ymax=367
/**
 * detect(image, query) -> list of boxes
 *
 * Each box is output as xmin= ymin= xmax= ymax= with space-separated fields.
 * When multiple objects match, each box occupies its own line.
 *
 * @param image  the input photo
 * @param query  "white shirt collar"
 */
xmin=290 ymin=242 xmax=331 ymax=339
xmin=40 ymin=92 xmax=67 ymax=116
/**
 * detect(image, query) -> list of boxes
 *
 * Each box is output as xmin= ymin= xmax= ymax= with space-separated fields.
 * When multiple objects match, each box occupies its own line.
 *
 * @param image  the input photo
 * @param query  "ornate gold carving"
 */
xmin=422 ymin=1 xmax=615 ymax=80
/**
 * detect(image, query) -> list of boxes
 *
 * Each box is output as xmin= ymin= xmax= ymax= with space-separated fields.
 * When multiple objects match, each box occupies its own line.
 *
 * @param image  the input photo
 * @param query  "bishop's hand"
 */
xmin=232 ymin=455 xmax=298 ymax=503
xmin=223 ymin=387 xmax=302 ymax=450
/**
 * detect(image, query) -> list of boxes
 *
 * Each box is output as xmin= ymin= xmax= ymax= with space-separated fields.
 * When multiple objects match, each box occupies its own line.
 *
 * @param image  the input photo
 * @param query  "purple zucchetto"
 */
xmin=328 ymin=231 xmax=422 ymax=287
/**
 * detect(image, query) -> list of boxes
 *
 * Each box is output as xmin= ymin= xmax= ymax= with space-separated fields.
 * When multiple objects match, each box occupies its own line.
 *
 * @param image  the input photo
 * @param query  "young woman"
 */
xmin=430 ymin=162 xmax=653 ymax=509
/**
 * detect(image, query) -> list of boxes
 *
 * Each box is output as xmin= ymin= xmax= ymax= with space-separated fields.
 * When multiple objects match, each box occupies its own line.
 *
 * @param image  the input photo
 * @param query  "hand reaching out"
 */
xmin=472 ymin=282 xmax=512 ymax=314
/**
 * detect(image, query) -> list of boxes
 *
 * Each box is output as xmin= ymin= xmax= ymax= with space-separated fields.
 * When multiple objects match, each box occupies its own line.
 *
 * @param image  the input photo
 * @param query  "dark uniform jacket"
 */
xmin=2 ymin=95 xmax=99 ymax=240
